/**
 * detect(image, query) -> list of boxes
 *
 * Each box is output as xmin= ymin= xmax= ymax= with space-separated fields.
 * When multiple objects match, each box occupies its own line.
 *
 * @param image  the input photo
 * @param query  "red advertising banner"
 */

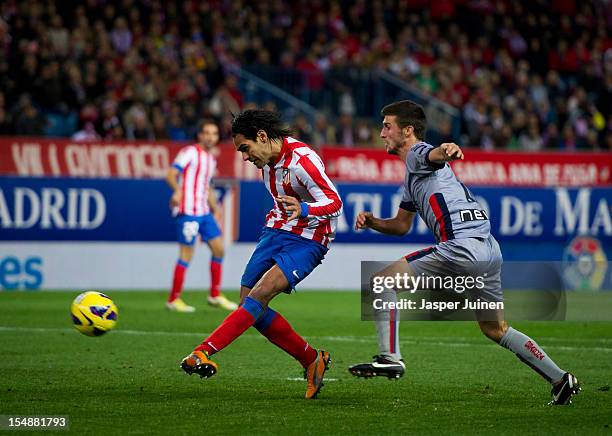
xmin=321 ymin=147 xmax=611 ymax=187
xmin=0 ymin=137 xmax=609 ymax=186
xmin=0 ymin=137 xmax=261 ymax=179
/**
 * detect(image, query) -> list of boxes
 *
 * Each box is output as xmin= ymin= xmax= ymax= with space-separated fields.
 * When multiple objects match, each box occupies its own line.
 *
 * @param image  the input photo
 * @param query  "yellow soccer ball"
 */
xmin=70 ymin=291 xmax=118 ymax=336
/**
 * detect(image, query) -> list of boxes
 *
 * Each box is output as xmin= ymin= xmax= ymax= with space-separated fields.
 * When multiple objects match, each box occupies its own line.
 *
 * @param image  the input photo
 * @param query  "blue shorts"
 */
xmin=241 ymin=228 xmax=328 ymax=292
xmin=176 ymin=214 xmax=221 ymax=246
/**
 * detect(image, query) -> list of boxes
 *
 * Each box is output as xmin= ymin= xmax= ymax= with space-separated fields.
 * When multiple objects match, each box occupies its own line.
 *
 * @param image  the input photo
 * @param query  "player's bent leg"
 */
xmin=167 ymin=244 xmax=196 ymax=312
xmin=248 ymin=264 xmax=331 ymax=399
xmin=247 ymin=264 xmax=291 ymax=306
xmin=251 ymin=304 xmax=330 ymax=399
xmin=371 ymin=259 xmax=414 ymax=361
xmin=207 ymin=235 xmax=225 ymax=259
xmin=182 ymin=265 xmax=289 ymax=379
xmin=239 ymin=285 xmax=251 ymax=306
xmin=181 ymin=286 xmax=250 ymax=379
xmin=476 ymin=308 xmax=579 ymax=405
xmin=253 ymin=306 xmax=318 ymax=368
xmin=476 ymin=318 xmax=509 ymax=343
xmin=206 ymin=236 xmax=238 ymax=310
xmin=349 ymin=258 xmax=414 ymax=380
xmin=179 ymin=244 xmax=196 ymax=263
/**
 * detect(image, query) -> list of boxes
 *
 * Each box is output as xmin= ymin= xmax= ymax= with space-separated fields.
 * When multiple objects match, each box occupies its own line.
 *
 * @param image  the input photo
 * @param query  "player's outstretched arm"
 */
xmin=428 ymin=142 xmax=464 ymax=163
xmin=355 ymin=208 xmax=415 ymax=236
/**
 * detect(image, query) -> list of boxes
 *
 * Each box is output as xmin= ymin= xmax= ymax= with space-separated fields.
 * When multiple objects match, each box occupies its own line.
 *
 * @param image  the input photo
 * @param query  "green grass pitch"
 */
xmin=1 ymin=291 xmax=611 ymax=435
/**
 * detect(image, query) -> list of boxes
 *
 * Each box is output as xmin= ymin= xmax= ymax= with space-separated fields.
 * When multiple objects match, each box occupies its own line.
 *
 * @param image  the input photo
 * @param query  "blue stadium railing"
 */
xmin=235 ymin=68 xmax=319 ymax=126
xmin=240 ymin=65 xmax=461 ymax=144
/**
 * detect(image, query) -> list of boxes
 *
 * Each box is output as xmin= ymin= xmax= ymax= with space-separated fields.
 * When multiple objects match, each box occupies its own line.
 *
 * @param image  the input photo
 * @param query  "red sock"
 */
xmin=195 ymin=297 xmax=263 ymax=355
xmin=168 ymin=260 xmax=188 ymax=303
xmin=255 ymin=309 xmax=317 ymax=368
xmin=210 ymin=258 xmax=222 ymax=298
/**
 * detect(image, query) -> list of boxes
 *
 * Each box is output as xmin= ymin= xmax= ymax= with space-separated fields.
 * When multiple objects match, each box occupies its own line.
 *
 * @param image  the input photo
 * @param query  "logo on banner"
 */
xmin=562 ymin=236 xmax=608 ymax=291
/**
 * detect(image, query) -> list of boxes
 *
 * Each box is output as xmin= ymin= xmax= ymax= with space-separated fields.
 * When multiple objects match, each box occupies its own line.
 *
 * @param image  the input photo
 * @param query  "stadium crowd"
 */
xmin=0 ymin=0 xmax=610 ymax=150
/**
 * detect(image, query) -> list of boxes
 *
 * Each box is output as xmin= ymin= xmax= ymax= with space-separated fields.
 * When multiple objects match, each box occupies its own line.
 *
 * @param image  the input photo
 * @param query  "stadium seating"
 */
xmin=0 ymin=1 xmax=609 ymax=150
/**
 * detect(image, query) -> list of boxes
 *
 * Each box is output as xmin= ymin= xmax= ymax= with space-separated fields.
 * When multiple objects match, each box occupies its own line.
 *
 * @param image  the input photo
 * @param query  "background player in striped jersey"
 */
xmin=349 ymin=100 xmax=579 ymax=405
xmin=165 ymin=119 xmax=238 ymax=312
xmin=180 ymin=110 xmax=342 ymax=399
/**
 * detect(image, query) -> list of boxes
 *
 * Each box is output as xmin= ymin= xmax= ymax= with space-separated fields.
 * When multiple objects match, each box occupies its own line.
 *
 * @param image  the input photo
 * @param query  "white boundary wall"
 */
xmin=0 ymin=242 xmax=425 ymax=291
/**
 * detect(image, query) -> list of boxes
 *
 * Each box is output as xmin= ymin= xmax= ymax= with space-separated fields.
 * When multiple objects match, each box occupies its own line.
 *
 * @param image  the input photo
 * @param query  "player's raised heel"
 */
xmin=305 ymin=350 xmax=331 ymax=399
xmin=349 ymin=355 xmax=405 ymax=380
xmin=549 ymin=372 xmax=580 ymax=405
xmin=180 ymin=350 xmax=218 ymax=379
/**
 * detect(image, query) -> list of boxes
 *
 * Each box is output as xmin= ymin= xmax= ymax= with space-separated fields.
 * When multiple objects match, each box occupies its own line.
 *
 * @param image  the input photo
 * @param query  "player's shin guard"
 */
xmin=210 ymin=257 xmax=223 ymax=298
xmin=195 ymin=296 xmax=264 ymax=355
xmin=499 ymin=326 xmax=565 ymax=384
xmin=374 ymin=287 xmax=402 ymax=362
xmin=254 ymin=308 xmax=317 ymax=368
xmin=168 ymin=259 xmax=189 ymax=302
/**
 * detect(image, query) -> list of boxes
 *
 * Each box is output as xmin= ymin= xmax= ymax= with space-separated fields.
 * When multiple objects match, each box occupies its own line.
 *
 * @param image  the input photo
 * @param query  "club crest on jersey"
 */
xmin=282 ymin=168 xmax=291 ymax=184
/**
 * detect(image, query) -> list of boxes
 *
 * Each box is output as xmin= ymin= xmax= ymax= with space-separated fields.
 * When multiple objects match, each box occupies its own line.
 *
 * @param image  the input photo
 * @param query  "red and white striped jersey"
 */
xmin=263 ymin=137 xmax=343 ymax=248
xmin=172 ymin=145 xmax=216 ymax=216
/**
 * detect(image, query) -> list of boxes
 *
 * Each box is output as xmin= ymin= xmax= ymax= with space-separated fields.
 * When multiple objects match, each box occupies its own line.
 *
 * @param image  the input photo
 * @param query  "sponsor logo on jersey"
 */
xmin=459 ymin=209 xmax=489 ymax=222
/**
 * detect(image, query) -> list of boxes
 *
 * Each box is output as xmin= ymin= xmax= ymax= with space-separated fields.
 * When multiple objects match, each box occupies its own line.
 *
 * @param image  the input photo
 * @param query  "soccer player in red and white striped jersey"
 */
xmin=261 ymin=136 xmax=341 ymax=248
xmin=165 ymin=120 xmax=238 ymax=313
xmin=181 ymin=110 xmax=342 ymax=399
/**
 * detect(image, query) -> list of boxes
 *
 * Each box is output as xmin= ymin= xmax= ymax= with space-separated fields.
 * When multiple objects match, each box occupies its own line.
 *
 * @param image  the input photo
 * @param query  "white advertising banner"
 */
xmin=0 ymin=242 xmax=424 ymax=291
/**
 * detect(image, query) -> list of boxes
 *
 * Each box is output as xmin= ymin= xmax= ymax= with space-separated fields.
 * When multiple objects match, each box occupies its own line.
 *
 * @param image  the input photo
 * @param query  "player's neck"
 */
xmin=266 ymin=138 xmax=284 ymax=165
xmin=397 ymin=138 xmax=416 ymax=162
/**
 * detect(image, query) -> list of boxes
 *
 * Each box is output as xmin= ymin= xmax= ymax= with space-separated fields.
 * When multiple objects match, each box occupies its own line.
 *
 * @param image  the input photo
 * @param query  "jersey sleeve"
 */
xmin=172 ymin=147 xmax=192 ymax=171
xmin=294 ymin=152 xmax=343 ymax=219
xmin=399 ymin=185 xmax=416 ymax=212
xmin=406 ymin=143 xmax=445 ymax=175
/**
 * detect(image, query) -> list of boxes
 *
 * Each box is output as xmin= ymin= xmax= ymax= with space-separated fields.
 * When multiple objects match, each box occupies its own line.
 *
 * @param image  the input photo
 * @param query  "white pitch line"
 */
xmin=1 ymin=326 xmax=611 ymax=353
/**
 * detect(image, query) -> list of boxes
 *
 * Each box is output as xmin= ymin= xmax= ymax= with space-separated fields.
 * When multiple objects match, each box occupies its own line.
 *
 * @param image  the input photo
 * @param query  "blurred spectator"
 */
xmin=48 ymin=14 xmax=69 ymax=57
xmin=99 ymin=100 xmax=123 ymax=140
xmin=0 ymin=106 xmax=11 ymax=135
xmin=312 ymin=114 xmax=336 ymax=148
xmin=208 ymin=77 xmax=242 ymax=118
xmin=13 ymin=95 xmax=46 ymax=136
xmin=166 ymin=105 xmax=188 ymax=140
xmin=355 ymin=118 xmax=374 ymax=146
xmin=72 ymin=122 xmax=101 ymax=141
xmin=124 ymin=105 xmax=154 ymax=140
xmin=519 ymin=123 xmax=544 ymax=151
xmin=293 ymin=115 xmax=313 ymax=144
xmin=542 ymin=123 xmax=561 ymax=149
xmin=336 ymin=113 xmax=355 ymax=147
xmin=110 ymin=17 xmax=132 ymax=54
xmin=560 ymin=124 xmax=578 ymax=150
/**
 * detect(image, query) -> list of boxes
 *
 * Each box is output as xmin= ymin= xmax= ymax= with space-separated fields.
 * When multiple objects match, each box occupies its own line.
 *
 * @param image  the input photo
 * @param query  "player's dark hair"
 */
xmin=197 ymin=119 xmax=218 ymax=133
xmin=231 ymin=109 xmax=293 ymax=140
xmin=381 ymin=100 xmax=427 ymax=140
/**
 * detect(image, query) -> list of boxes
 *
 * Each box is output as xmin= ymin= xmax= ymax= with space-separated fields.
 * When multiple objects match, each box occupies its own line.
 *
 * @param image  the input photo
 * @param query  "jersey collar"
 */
xmin=271 ymin=137 xmax=290 ymax=167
